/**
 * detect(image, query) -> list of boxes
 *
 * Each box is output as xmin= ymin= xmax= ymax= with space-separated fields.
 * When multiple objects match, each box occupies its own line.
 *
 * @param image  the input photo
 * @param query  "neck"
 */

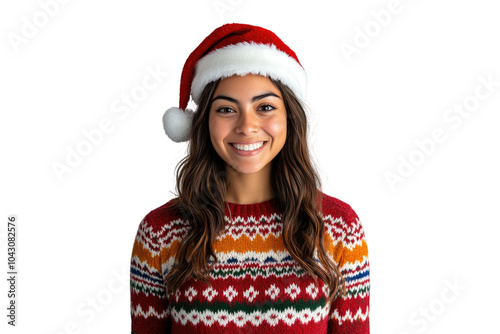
xmin=224 ymin=163 xmax=274 ymax=204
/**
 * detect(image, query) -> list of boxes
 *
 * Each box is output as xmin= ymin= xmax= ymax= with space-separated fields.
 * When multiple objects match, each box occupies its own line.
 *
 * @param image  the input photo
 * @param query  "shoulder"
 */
xmin=319 ymin=192 xmax=367 ymax=248
xmin=137 ymin=197 xmax=190 ymax=248
xmin=320 ymin=192 xmax=360 ymax=223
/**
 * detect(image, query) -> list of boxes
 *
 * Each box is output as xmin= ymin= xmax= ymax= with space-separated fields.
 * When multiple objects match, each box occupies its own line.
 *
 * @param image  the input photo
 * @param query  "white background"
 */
xmin=1 ymin=0 xmax=499 ymax=333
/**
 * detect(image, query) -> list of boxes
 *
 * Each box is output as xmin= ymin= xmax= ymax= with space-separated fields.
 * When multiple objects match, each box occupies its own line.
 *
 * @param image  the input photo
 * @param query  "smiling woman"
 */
xmin=209 ymin=74 xmax=287 ymax=200
xmin=130 ymin=23 xmax=370 ymax=334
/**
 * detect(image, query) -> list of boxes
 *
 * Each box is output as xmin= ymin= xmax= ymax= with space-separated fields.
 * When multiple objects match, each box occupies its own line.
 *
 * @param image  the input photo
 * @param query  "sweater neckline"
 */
xmin=224 ymin=196 xmax=279 ymax=217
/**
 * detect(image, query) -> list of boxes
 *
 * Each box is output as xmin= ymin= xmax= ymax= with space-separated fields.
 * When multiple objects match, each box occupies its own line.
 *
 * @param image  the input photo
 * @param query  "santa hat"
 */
xmin=163 ymin=23 xmax=307 ymax=143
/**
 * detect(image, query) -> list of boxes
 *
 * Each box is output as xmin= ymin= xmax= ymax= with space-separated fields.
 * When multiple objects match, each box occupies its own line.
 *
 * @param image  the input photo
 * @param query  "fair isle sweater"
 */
xmin=130 ymin=192 xmax=370 ymax=333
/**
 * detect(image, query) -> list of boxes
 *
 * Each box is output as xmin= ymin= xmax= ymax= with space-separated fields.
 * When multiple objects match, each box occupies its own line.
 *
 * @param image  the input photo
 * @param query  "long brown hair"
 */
xmin=165 ymin=76 xmax=346 ymax=307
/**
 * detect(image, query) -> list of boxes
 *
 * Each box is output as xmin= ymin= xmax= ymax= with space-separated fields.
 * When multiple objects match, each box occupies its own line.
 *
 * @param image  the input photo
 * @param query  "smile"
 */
xmin=230 ymin=141 xmax=266 ymax=151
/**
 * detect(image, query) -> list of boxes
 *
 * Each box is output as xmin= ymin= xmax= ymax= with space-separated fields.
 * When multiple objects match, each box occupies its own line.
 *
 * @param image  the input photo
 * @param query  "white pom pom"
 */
xmin=162 ymin=107 xmax=195 ymax=142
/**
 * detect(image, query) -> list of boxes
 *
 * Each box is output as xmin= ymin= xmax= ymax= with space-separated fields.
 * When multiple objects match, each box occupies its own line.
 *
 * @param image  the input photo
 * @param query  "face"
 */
xmin=208 ymin=74 xmax=287 ymax=176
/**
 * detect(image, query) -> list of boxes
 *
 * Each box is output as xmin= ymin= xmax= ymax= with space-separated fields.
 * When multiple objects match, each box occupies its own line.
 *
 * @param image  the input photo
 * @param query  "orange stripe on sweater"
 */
xmin=133 ymin=238 xmax=179 ymax=269
xmin=324 ymin=233 xmax=368 ymax=265
xmin=132 ymin=239 xmax=159 ymax=268
xmin=213 ymin=233 xmax=286 ymax=253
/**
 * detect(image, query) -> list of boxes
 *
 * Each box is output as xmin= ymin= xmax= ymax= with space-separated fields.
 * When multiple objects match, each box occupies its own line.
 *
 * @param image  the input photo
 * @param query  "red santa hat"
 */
xmin=163 ymin=23 xmax=307 ymax=142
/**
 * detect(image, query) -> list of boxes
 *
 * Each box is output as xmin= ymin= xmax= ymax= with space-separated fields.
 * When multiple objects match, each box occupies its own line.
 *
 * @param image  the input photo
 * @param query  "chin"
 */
xmin=227 ymin=163 xmax=265 ymax=175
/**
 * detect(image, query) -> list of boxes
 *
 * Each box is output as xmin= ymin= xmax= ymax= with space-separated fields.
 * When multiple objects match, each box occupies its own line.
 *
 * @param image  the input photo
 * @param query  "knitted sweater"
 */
xmin=130 ymin=192 xmax=370 ymax=333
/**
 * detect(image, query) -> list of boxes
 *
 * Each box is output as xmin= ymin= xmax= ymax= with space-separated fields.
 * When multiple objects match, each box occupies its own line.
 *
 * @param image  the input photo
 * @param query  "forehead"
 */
xmin=213 ymin=74 xmax=280 ymax=96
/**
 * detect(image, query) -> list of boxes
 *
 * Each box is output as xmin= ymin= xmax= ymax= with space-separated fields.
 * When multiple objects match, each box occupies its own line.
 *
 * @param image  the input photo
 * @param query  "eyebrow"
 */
xmin=211 ymin=92 xmax=281 ymax=104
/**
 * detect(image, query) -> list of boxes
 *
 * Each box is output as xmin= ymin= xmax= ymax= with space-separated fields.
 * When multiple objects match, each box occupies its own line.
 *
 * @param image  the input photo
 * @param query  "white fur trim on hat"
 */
xmin=191 ymin=42 xmax=307 ymax=104
xmin=162 ymin=107 xmax=195 ymax=143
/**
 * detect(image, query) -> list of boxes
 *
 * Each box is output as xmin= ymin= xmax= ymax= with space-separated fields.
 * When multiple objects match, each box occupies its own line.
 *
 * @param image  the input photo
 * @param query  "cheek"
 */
xmin=267 ymin=116 xmax=287 ymax=139
xmin=209 ymin=117 xmax=230 ymax=143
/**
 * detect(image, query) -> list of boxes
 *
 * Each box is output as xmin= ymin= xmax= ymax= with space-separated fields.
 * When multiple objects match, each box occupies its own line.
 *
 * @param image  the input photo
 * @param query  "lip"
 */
xmin=229 ymin=141 xmax=268 ymax=156
xmin=229 ymin=141 xmax=266 ymax=145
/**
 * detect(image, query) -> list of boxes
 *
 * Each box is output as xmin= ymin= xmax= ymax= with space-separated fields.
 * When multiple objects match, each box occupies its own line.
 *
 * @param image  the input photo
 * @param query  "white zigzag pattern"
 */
xmin=142 ymin=211 xmax=365 ymax=250
xmin=131 ymin=304 xmax=170 ymax=319
xmin=323 ymin=215 xmax=366 ymax=250
xmin=215 ymin=250 xmax=293 ymax=264
xmin=342 ymin=260 xmax=369 ymax=284
xmin=340 ymin=257 xmax=369 ymax=273
xmin=137 ymin=218 xmax=190 ymax=250
xmin=219 ymin=213 xmax=282 ymax=241
xmin=330 ymin=306 xmax=369 ymax=325
xmin=158 ymin=218 xmax=189 ymax=247
xmin=220 ymin=224 xmax=282 ymax=241
xmin=172 ymin=305 xmax=329 ymax=327
xmin=131 ymin=255 xmax=162 ymax=278
xmin=135 ymin=220 xmax=162 ymax=255
xmin=224 ymin=212 xmax=281 ymax=226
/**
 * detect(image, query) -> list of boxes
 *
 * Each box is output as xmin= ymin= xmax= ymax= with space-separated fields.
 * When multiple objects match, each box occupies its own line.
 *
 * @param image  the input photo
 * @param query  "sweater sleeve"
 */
xmin=326 ymin=203 xmax=370 ymax=333
xmin=130 ymin=216 xmax=171 ymax=333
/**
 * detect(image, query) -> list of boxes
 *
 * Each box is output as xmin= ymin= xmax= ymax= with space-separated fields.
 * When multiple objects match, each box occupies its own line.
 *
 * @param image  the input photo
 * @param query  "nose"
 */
xmin=235 ymin=108 xmax=259 ymax=135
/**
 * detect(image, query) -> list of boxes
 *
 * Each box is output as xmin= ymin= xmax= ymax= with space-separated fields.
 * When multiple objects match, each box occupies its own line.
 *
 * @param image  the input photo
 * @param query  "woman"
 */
xmin=130 ymin=23 xmax=370 ymax=333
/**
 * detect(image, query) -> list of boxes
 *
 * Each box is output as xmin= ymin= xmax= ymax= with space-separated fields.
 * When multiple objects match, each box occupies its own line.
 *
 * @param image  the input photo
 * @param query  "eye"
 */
xmin=258 ymin=104 xmax=276 ymax=112
xmin=216 ymin=106 xmax=235 ymax=114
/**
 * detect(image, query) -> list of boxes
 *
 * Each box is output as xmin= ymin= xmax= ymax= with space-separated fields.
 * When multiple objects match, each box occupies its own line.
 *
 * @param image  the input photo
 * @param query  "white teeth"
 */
xmin=232 ymin=141 xmax=265 ymax=151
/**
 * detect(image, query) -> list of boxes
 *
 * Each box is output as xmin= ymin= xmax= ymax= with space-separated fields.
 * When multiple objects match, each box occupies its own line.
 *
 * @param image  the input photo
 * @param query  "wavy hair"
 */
xmin=165 ymin=76 xmax=346 ymax=307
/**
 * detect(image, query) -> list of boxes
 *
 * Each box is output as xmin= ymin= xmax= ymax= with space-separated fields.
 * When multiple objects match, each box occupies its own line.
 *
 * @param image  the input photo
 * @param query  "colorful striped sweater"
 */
xmin=130 ymin=192 xmax=370 ymax=333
